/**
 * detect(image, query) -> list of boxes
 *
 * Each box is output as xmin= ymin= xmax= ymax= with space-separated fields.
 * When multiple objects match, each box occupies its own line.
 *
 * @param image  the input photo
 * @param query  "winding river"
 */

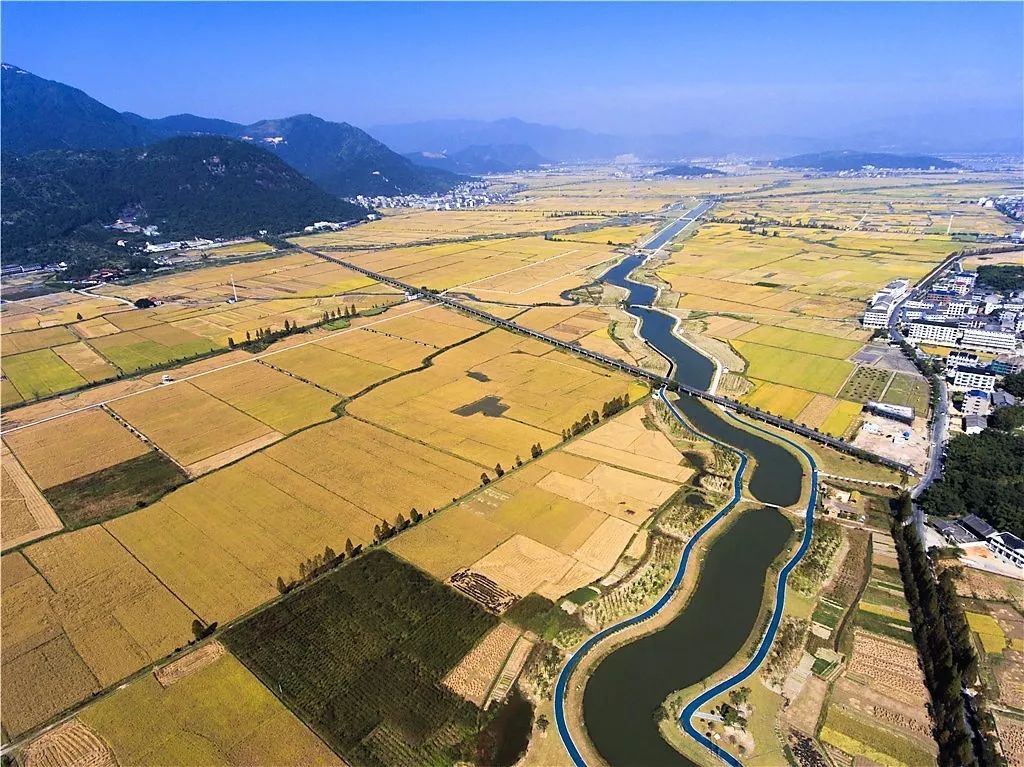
xmin=554 ymin=207 xmax=817 ymax=767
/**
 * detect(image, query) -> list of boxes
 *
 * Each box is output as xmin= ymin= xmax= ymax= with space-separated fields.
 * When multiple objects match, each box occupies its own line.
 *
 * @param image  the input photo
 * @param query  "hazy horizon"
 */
xmin=3 ymin=1 xmax=1022 ymax=152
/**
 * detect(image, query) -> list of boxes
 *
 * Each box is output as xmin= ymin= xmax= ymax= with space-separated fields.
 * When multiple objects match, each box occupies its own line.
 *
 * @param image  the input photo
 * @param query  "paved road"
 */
xmin=886 ymin=255 xmax=960 ymax=535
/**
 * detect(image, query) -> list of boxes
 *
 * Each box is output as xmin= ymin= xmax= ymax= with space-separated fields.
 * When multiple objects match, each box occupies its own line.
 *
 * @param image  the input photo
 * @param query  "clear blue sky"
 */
xmin=2 ymin=1 xmax=1021 ymax=140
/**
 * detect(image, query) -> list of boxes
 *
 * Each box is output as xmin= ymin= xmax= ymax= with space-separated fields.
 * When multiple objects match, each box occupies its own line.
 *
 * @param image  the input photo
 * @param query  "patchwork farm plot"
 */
xmin=655 ymin=220 xmax=962 ymax=436
xmin=330 ymin=236 xmax=622 ymax=299
xmin=6 ymin=167 xmax=1015 ymax=765
xmin=0 ymin=254 xmax=399 ymax=403
xmin=776 ymin=517 xmax=938 ymax=767
xmin=348 ymin=327 xmax=648 ymax=467
xmin=389 ymin=403 xmax=691 ymax=604
xmin=1 ymin=528 xmax=198 ymax=736
xmin=290 ymin=208 xmax=606 ymax=249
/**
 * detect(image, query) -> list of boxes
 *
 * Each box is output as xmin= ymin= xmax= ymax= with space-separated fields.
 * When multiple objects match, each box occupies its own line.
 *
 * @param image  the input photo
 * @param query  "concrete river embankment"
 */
xmin=554 ymin=206 xmax=814 ymax=767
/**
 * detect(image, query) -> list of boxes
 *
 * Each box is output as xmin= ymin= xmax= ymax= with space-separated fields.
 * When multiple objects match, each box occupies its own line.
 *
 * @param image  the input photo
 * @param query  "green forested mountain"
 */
xmin=240 ymin=115 xmax=466 ymax=196
xmin=2 ymin=64 xmax=465 ymax=198
xmin=776 ymin=150 xmax=959 ymax=171
xmin=2 ymin=136 xmax=368 ymax=263
xmin=1 ymin=64 xmax=155 ymax=154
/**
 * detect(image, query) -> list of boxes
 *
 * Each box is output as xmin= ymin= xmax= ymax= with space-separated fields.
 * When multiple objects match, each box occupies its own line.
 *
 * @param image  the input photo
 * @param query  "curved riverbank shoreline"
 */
xmin=554 ymin=203 xmax=818 ymax=767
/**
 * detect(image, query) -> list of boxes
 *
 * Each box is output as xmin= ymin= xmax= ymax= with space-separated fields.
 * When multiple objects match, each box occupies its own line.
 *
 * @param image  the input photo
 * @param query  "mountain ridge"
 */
xmin=2 ymin=135 xmax=369 ymax=265
xmin=1 ymin=64 xmax=467 ymax=198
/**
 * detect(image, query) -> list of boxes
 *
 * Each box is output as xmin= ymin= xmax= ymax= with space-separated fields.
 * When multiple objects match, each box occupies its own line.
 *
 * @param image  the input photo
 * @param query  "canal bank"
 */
xmin=554 ymin=203 xmax=818 ymax=766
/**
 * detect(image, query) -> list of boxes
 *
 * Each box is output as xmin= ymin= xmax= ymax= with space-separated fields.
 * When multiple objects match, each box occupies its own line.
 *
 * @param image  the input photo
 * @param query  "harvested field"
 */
xmin=225 ymin=550 xmax=496 ymax=767
xmin=846 ymin=631 xmax=928 ymax=706
xmin=487 ymin=634 xmax=535 ymax=706
xmin=21 ymin=719 xmax=116 ymax=767
xmin=996 ymin=714 xmax=1024 ymax=767
xmin=442 ymin=623 xmax=521 ymax=706
xmin=996 ymin=650 xmax=1024 ymax=709
xmin=449 ymin=570 xmax=521 ymax=613
xmin=79 ymin=652 xmax=340 ymax=766
xmin=153 ymin=641 xmax=226 ymax=687
xmin=469 ymin=535 xmax=575 ymax=596
xmin=3 ymin=409 xmax=149 ymax=490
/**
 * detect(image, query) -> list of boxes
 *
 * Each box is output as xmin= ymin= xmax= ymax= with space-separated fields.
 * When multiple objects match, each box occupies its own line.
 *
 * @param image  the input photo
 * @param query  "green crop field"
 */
xmin=2 ymin=348 xmax=87 ymax=399
xmin=225 ymin=550 xmax=497 ymax=767
xmin=881 ymin=373 xmax=930 ymax=415
xmin=736 ymin=325 xmax=862 ymax=359
xmin=732 ymin=340 xmax=855 ymax=396
xmin=43 ymin=451 xmax=188 ymax=528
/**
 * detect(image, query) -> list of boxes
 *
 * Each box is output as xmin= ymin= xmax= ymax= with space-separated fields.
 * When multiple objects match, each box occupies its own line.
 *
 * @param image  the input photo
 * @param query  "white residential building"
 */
xmin=960 ymin=326 xmax=1019 ymax=353
xmin=988 ymin=532 xmax=1024 ymax=569
xmin=909 ymin=320 xmax=960 ymax=347
xmin=943 ymin=300 xmax=977 ymax=318
xmin=953 ymin=366 xmax=997 ymax=393
xmin=862 ymin=299 xmax=894 ymax=329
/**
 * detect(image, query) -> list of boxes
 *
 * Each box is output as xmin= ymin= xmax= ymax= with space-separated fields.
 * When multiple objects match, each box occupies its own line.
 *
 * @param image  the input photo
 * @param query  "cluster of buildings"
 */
xmin=933 ymin=514 xmax=1024 ymax=570
xmin=896 ymin=268 xmax=1023 ymax=362
xmin=350 ymin=181 xmax=514 ymax=211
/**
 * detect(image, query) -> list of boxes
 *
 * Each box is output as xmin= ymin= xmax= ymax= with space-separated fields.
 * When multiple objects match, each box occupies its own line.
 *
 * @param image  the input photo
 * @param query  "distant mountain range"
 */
xmin=374 ymin=118 xmax=626 ymax=163
xmin=654 ymin=164 xmax=723 ymax=178
xmin=1 ymin=64 xmax=465 ymax=198
xmin=775 ymin=150 xmax=960 ymax=171
xmin=404 ymin=143 xmax=549 ymax=174
xmin=2 ymin=135 xmax=368 ymax=265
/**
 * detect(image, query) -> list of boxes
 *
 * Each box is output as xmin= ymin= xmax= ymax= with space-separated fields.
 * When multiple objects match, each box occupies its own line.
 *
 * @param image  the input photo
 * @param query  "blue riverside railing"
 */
xmin=554 ymin=389 xmax=819 ymax=766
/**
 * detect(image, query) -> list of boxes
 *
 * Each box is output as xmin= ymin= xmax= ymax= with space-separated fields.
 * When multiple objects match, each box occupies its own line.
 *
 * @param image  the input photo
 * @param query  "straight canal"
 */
xmin=557 ymin=215 xmax=811 ymax=766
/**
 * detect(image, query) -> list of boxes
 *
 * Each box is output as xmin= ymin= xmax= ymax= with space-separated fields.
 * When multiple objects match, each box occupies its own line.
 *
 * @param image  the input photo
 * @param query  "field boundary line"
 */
xmin=1 ymin=302 xmax=433 ymax=436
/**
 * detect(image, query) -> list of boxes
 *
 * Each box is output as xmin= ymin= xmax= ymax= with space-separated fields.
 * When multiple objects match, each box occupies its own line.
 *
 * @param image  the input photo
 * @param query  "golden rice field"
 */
xmin=102 ymin=415 xmax=480 ymax=624
xmin=389 ymin=403 xmax=688 ymax=602
xmin=1 ymin=528 xmax=197 ymax=736
xmin=336 ymin=236 xmax=620 ymax=297
xmin=78 ymin=652 xmax=340 ymax=766
xmin=290 ymin=208 xmax=606 ymax=248
xmin=348 ymin=327 xmax=648 ymax=467
xmin=189 ymin=362 xmax=339 ymax=434
xmin=3 ymin=409 xmax=150 ymax=489
xmin=109 ymin=383 xmax=281 ymax=472
xmin=0 ymin=442 xmax=63 ymax=551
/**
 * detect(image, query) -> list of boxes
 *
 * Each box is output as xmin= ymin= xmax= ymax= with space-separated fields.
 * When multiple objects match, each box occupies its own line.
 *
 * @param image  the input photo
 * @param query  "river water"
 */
xmin=577 ymin=230 xmax=806 ymax=766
